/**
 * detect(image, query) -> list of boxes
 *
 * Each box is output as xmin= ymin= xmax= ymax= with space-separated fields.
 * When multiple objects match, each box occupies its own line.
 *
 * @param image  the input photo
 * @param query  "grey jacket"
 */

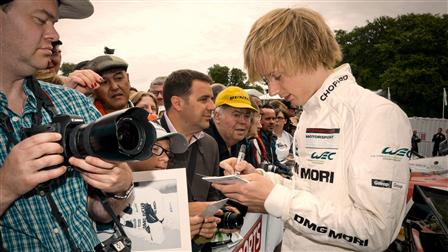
xmin=160 ymin=116 xmax=222 ymax=201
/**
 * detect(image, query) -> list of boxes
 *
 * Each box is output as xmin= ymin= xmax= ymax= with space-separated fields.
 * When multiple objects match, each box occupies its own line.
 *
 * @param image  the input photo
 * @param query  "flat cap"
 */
xmin=85 ymin=55 xmax=128 ymax=75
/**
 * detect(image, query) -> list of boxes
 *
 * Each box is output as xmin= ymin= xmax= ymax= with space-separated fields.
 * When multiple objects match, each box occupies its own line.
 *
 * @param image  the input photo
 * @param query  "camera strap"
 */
xmin=25 ymin=76 xmax=58 ymax=125
xmin=0 ymin=77 xmax=56 ymax=149
xmin=93 ymin=188 xmax=132 ymax=252
xmin=41 ymin=184 xmax=81 ymax=252
xmin=0 ymin=113 xmax=18 ymax=151
xmin=29 ymin=77 xmax=81 ymax=251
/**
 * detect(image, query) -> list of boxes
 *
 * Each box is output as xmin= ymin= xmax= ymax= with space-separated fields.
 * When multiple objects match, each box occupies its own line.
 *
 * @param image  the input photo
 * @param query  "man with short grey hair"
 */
xmin=205 ymin=86 xmax=256 ymax=173
xmin=149 ymin=76 xmax=167 ymax=111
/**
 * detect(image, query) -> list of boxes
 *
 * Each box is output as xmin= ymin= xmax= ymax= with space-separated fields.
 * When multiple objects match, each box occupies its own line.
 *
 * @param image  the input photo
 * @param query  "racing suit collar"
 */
xmin=303 ymin=64 xmax=352 ymax=112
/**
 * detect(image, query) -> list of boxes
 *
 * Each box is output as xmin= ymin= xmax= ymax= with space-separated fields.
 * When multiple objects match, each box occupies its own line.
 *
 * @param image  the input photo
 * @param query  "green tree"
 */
xmin=208 ymin=64 xmax=230 ymax=85
xmin=60 ymin=62 xmax=76 ymax=76
xmin=229 ymin=68 xmax=247 ymax=87
xmin=335 ymin=13 xmax=448 ymax=117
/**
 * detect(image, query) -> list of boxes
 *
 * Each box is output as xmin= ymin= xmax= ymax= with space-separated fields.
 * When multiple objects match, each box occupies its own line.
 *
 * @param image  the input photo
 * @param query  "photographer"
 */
xmin=0 ymin=1 xmax=133 ymax=251
xmin=213 ymin=8 xmax=411 ymax=251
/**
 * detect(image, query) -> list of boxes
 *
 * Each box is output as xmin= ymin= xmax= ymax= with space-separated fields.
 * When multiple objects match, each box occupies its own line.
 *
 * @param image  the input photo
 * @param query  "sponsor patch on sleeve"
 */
xmin=371 ymin=179 xmax=405 ymax=190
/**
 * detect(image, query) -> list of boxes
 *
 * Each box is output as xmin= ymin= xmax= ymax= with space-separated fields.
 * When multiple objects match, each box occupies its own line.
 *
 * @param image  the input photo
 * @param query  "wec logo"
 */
xmin=381 ymin=147 xmax=411 ymax=158
xmin=311 ymin=152 xmax=336 ymax=160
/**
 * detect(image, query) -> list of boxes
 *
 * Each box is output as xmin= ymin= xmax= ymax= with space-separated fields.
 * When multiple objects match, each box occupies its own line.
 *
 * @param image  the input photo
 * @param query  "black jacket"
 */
xmin=204 ymin=120 xmax=249 ymax=175
xmin=159 ymin=116 xmax=222 ymax=202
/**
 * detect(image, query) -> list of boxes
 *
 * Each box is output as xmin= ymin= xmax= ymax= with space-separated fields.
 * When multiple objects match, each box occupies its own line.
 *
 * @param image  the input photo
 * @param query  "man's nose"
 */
xmin=44 ymin=24 xmax=60 ymax=43
xmin=109 ymin=80 xmax=119 ymax=89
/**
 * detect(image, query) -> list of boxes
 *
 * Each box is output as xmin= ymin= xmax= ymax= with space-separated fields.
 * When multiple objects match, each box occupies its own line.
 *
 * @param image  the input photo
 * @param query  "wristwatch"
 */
xmin=109 ymin=183 xmax=134 ymax=200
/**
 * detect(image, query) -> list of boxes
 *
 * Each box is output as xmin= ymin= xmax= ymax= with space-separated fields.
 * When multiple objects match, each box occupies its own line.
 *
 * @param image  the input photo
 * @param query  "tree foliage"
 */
xmin=335 ymin=13 xmax=448 ymax=117
xmin=229 ymin=68 xmax=247 ymax=87
xmin=208 ymin=64 xmax=230 ymax=85
xmin=208 ymin=64 xmax=248 ymax=89
xmin=60 ymin=62 xmax=76 ymax=76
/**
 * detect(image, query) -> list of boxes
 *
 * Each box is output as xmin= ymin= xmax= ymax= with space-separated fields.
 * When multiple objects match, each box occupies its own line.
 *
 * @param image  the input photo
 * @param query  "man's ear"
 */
xmin=212 ymin=109 xmax=221 ymax=124
xmin=170 ymin=96 xmax=184 ymax=112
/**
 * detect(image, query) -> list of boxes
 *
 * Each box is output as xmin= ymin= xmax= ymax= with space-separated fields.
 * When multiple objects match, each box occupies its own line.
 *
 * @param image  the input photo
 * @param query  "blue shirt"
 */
xmin=0 ymin=80 xmax=101 ymax=251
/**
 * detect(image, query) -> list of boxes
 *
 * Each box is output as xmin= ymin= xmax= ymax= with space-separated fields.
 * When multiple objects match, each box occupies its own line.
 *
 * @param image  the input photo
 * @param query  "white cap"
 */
xmin=59 ymin=0 xmax=94 ymax=19
xmin=150 ymin=122 xmax=188 ymax=154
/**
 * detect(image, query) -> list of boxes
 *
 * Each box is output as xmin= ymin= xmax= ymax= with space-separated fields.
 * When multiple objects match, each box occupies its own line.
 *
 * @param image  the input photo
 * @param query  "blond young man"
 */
xmin=214 ymin=8 xmax=411 ymax=251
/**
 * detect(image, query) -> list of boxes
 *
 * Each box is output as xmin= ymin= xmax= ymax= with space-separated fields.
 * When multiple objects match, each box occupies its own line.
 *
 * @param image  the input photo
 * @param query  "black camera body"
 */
xmin=22 ymin=114 xmax=84 ymax=161
xmin=22 ymin=107 xmax=156 ymax=162
xmin=216 ymin=199 xmax=248 ymax=229
xmin=95 ymin=232 xmax=131 ymax=252
xmin=260 ymin=161 xmax=293 ymax=177
xmin=217 ymin=207 xmax=244 ymax=229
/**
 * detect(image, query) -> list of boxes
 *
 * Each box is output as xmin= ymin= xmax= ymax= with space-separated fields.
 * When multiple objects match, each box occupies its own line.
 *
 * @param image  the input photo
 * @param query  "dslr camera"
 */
xmin=216 ymin=199 xmax=248 ymax=229
xmin=217 ymin=208 xmax=244 ymax=229
xmin=22 ymin=107 xmax=156 ymax=162
xmin=260 ymin=161 xmax=293 ymax=178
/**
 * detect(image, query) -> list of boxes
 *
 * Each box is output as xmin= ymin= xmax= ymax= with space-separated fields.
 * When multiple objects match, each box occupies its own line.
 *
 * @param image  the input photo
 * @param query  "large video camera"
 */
xmin=22 ymin=107 xmax=156 ymax=162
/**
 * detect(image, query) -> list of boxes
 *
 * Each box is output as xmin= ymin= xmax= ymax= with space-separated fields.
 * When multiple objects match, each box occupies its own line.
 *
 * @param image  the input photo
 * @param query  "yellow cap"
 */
xmin=215 ymin=86 xmax=257 ymax=111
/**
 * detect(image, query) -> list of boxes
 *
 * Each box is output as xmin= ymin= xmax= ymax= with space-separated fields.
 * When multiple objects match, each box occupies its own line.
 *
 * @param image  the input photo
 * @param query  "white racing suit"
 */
xmin=263 ymin=64 xmax=411 ymax=251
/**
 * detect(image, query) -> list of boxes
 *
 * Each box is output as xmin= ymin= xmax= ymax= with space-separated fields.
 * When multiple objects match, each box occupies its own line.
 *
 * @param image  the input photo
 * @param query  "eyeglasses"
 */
xmin=275 ymin=116 xmax=285 ymax=121
xmin=150 ymin=90 xmax=163 ymax=97
xmin=227 ymin=108 xmax=253 ymax=121
xmin=152 ymin=144 xmax=172 ymax=158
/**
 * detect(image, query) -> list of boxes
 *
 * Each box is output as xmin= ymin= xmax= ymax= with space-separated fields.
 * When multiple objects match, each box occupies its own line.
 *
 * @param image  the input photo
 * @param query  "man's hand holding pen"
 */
xmin=213 ymin=157 xmax=274 ymax=213
xmin=234 ymin=145 xmax=246 ymax=175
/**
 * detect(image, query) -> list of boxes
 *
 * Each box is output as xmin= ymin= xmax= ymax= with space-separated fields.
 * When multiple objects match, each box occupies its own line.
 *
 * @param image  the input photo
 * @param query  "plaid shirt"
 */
xmin=0 ymin=80 xmax=101 ymax=251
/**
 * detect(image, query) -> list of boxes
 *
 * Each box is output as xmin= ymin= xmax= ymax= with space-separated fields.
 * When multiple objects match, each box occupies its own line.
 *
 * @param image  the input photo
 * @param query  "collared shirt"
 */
xmin=0 ymin=80 xmax=101 ymax=251
xmin=162 ymin=113 xmax=205 ymax=145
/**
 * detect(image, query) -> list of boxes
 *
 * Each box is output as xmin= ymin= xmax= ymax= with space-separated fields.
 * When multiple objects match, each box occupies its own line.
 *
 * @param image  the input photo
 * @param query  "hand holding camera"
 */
xmin=17 ymin=107 xmax=156 ymax=197
xmin=0 ymin=132 xmax=67 ymax=207
xmin=69 ymin=156 xmax=133 ymax=195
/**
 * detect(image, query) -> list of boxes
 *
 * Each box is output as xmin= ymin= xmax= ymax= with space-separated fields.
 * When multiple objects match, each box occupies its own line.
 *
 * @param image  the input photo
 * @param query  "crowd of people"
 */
xmin=1 ymin=1 xmax=415 ymax=251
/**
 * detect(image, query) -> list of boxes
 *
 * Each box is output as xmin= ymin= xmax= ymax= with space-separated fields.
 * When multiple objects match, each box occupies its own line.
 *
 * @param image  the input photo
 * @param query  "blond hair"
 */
xmin=244 ymin=8 xmax=342 ymax=82
xmin=130 ymin=91 xmax=158 ymax=112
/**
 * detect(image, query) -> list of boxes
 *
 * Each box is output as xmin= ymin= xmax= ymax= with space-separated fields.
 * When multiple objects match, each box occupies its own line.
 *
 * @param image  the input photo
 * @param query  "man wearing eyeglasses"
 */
xmin=149 ymin=76 xmax=167 ymax=115
xmin=204 ymin=86 xmax=257 ymax=175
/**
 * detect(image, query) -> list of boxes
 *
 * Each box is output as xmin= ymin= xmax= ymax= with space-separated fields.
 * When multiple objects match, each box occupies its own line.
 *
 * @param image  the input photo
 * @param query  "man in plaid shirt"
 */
xmin=0 ymin=1 xmax=133 ymax=251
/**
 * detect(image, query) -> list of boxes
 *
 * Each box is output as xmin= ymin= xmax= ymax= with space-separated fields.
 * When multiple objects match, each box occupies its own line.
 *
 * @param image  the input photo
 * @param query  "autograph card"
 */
xmin=201 ymin=174 xmax=248 ymax=184
xmin=200 ymin=198 xmax=228 ymax=217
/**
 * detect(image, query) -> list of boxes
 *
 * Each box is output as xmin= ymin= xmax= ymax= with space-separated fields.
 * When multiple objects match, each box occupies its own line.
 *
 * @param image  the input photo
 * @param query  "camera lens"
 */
xmin=218 ymin=211 xmax=244 ymax=229
xmin=68 ymin=108 xmax=156 ymax=161
xmin=116 ymin=117 xmax=145 ymax=155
